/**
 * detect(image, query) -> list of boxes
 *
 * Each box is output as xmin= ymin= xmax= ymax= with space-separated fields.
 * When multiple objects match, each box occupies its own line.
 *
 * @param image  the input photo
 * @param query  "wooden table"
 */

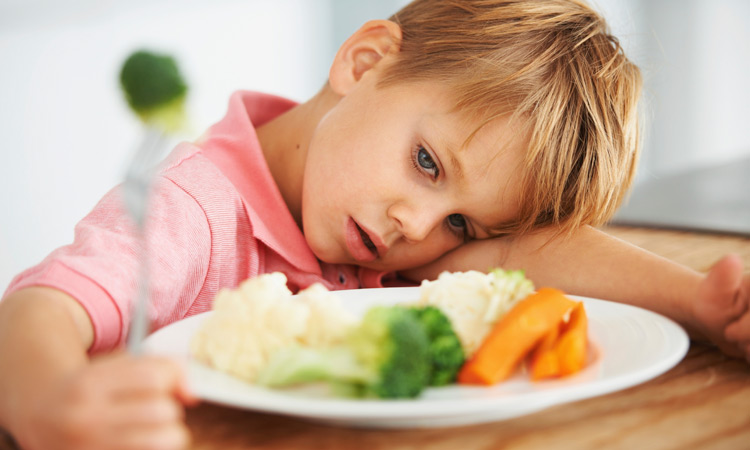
xmin=2 ymin=226 xmax=749 ymax=449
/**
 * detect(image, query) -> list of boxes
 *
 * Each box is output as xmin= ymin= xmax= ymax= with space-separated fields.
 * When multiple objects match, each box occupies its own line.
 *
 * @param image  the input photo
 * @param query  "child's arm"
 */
xmin=402 ymin=226 xmax=750 ymax=361
xmin=0 ymin=287 xmax=194 ymax=450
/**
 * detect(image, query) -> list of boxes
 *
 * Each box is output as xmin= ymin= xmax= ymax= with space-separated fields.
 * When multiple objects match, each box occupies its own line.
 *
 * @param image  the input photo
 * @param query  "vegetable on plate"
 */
xmin=256 ymin=305 xmax=434 ymax=399
xmin=530 ymin=301 xmax=588 ymax=379
xmin=457 ymin=287 xmax=586 ymax=385
xmin=193 ymin=271 xmax=591 ymax=399
xmin=409 ymin=305 xmax=465 ymax=387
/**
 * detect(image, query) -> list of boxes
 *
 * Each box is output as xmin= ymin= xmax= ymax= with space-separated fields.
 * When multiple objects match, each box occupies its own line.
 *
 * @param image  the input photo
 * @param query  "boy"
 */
xmin=1 ymin=1 xmax=748 ymax=449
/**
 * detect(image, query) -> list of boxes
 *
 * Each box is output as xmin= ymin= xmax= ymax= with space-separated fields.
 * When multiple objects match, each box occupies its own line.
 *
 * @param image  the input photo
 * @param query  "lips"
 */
xmin=345 ymin=218 xmax=379 ymax=263
xmin=358 ymin=224 xmax=377 ymax=254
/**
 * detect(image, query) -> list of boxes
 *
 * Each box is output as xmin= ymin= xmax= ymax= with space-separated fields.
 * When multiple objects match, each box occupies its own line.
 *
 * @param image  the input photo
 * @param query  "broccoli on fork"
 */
xmin=119 ymin=49 xmax=188 ymax=133
xmin=117 ymin=49 xmax=188 ymax=351
xmin=257 ymin=306 xmax=432 ymax=399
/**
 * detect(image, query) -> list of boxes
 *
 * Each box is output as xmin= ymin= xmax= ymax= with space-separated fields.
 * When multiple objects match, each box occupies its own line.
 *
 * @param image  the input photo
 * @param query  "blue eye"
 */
xmin=447 ymin=214 xmax=466 ymax=230
xmin=445 ymin=214 xmax=469 ymax=241
xmin=416 ymin=147 xmax=439 ymax=179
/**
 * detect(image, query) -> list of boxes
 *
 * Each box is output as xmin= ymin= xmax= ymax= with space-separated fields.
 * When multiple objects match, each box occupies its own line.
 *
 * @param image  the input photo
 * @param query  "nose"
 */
xmin=387 ymin=201 xmax=445 ymax=243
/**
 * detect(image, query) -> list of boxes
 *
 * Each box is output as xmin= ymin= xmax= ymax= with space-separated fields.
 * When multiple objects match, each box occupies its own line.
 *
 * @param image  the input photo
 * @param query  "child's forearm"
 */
xmin=0 ymin=287 xmax=93 ymax=441
xmin=497 ymin=226 xmax=700 ymax=326
xmin=403 ymin=226 xmax=700 ymax=328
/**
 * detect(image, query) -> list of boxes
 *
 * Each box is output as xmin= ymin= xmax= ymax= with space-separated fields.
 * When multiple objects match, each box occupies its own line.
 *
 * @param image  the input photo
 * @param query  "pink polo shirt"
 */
xmin=4 ymin=91 xmax=396 ymax=353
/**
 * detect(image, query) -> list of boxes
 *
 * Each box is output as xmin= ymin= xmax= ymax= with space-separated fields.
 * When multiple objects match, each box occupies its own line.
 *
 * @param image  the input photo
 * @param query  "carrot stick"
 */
xmin=529 ymin=325 xmax=561 ymax=380
xmin=529 ymin=301 xmax=588 ymax=380
xmin=557 ymin=302 xmax=588 ymax=376
xmin=457 ymin=287 xmax=576 ymax=385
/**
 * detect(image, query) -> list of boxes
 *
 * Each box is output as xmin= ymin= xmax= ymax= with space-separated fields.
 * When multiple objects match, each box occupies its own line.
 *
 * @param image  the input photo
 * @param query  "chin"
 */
xmin=307 ymin=241 xmax=344 ymax=265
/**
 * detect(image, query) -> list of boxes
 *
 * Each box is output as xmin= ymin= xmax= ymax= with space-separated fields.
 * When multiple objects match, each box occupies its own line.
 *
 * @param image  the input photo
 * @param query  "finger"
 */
xmin=705 ymin=254 xmax=744 ymax=294
xmin=143 ymin=357 xmax=199 ymax=406
xmin=700 ymin=255 xmax=746 ymax=319
xmin=162 ymin=357 xmax=199 ymax=406
xmin=113 ymin=423 xmax=191 ymax=450
xmin=175 ymin=371 xmax=200 ymax=407
xmin=138 ymin=357 xmax=198 ymax=406
xmin=724 ymin=310 xmax=750 ymax=344
xmin=93 ymin=356 xmax=187 ymax=397
xmin=110 ymin=396 xmax=185 ymax=427
xmin=86 ymin=354 xmax=199 ymax=410
xmin=708 ymin=255 xmax=743 ymax=289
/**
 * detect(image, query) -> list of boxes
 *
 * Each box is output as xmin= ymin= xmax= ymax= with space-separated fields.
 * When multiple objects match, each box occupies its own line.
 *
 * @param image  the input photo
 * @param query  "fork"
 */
xmin=122 ymin=126 xmax=168 ymax=354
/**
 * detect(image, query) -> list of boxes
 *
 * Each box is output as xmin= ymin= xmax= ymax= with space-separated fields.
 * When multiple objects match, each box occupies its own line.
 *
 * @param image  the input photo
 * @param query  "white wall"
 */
xmin=638 ymin=0 xmax=750 ymax=177
xmin=0 ymin=0 xmax=333 ymax=289
xmin=590 ymin=0 xmax=750 ymax=179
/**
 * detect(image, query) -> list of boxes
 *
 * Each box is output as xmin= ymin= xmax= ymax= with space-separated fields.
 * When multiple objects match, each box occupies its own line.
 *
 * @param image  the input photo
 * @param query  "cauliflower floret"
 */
xmin=296 ymin=283 xmax=358 ymax=348
xmin=416 ymin=269 xmax=534 ymax=356
xmin=190 ymin=273 xmax=356 ymax=382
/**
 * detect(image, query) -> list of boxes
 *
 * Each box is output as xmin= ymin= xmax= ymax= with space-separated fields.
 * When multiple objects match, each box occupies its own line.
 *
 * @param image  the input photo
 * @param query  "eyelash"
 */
xmin=444 ymin=214 xmax=469 ymax=241
xmin=410 ymin=145 xmax=469 ymax=241
xmin=411 ymin=145 xmax=439 ymax=180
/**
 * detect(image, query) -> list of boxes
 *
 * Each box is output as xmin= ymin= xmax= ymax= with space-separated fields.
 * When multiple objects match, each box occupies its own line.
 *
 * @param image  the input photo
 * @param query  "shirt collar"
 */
xmin=198 ymin=90 xmax=322 ymax=275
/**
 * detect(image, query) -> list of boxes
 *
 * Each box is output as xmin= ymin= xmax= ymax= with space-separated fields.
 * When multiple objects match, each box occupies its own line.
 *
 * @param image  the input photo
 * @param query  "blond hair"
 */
xmin=382 ymin=0 xmax=642 ymax=236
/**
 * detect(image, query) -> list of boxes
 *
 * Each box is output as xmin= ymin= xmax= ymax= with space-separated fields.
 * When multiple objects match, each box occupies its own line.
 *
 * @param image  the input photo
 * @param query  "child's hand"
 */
xmin=19 ymin=353 xmax=197 ymax=450
xmin=693 ymin=254 xmax=750 ymax=362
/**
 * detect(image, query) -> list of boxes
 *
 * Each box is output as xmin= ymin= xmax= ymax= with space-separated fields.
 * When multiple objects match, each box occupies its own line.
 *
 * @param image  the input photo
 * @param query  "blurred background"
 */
xmin=1 ymin=0 xmax=749 ymax=290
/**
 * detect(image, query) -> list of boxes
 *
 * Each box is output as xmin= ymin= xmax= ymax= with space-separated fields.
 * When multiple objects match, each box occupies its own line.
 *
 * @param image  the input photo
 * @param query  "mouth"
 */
xmin=345 ymin=218 xmax=380 ymax=263
xmin=356 ymin=222 xmax=378 ymax=257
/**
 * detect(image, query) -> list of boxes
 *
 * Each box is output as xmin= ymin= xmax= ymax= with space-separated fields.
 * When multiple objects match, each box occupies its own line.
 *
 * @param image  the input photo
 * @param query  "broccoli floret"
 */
xmin=410 ymin=306 xmax=465 ymax=386
xmin=119 ymin=49 xmax=188 ymax=133
xmin=256 ymin=306 xmax=431 ymax=399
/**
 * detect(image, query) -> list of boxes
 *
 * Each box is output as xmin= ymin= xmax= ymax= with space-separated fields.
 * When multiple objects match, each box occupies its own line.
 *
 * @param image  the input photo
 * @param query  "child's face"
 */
xmin=301 ymin=74 xmax=528 ymax=273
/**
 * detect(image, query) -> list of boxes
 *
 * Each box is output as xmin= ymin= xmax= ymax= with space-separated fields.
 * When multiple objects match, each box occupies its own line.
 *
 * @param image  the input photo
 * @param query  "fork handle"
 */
xmin=127 ymin=241 xmax=151 ymax=355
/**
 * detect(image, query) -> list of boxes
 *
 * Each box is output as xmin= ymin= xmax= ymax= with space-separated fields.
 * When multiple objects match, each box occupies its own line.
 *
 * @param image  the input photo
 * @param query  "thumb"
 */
xmin=702 ymin=254 xmax=744 ymax=308
xmin=707 ymin=254 xmax=743 ymax=288
xmin=173 ymin=360 xmax=200 ymax=407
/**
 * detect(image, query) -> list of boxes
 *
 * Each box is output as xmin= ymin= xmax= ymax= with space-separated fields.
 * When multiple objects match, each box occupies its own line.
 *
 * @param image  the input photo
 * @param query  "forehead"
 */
xmin=390 ymin=79 xmax=527 ymax=155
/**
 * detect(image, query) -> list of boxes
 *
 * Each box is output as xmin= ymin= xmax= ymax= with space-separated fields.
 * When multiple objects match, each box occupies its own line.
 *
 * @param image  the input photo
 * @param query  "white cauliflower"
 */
xmin=190 ymin=273 xmax=356 ymax=382
xmin=415 ymin=269 xmax=534 ymax=356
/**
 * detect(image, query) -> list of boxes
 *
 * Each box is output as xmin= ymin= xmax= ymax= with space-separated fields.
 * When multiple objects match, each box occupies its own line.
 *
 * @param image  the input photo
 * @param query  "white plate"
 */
xmin=143 ymin=287 xmax=689 ymax=428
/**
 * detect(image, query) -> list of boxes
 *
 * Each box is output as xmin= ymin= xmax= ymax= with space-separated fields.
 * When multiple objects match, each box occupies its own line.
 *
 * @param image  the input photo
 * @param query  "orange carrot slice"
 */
xmin=529 ymin=301 xmax=588 ymax=380
xmin=457 ymin=287 xmax=576 ymax=385
xmin=529 ymin=324 xmax=562 ymax=380
xmin=557 ymin=302 xmax=588 ymax=375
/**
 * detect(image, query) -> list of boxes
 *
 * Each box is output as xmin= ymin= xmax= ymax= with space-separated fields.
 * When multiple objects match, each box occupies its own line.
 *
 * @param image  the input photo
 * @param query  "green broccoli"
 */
xmin=119 ymin=49 xmax=188 ymax=133
xmin=410 ymin=306 xmax=465 ymax=386
xmin=256 ymin=305 xmax=431 ymax=399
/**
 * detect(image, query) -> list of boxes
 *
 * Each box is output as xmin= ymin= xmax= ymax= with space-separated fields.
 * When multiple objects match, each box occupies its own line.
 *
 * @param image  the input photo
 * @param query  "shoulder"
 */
xmin=156 ymin=143 xmax=244 ymax=213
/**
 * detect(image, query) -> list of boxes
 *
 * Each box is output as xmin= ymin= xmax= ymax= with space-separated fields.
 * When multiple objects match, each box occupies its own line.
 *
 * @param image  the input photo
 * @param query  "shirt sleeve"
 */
xmin=3 ymin=175 xmax=212 ymax=353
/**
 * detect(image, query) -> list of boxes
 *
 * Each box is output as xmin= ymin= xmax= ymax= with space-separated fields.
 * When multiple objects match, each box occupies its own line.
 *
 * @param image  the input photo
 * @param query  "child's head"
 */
xmin=297 ymin=0 xmax=642 ymax=271
xmin=380 ymin=0 xmax=643 ymax=236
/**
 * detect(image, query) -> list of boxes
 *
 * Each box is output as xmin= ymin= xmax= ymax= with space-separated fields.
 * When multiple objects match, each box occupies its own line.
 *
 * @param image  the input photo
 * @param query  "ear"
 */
xmin=328 ymin=20 xmax=402 ymax=96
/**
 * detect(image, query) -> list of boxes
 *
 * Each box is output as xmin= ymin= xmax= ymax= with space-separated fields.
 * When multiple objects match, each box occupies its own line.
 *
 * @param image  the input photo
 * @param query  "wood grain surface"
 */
xmin=2 ymin=226 xmax=749 ymax=449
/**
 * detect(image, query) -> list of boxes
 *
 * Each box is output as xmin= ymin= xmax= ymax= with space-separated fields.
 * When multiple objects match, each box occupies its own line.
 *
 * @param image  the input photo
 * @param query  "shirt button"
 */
xmin=338 ymin=273 xmax=347 ymax=284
